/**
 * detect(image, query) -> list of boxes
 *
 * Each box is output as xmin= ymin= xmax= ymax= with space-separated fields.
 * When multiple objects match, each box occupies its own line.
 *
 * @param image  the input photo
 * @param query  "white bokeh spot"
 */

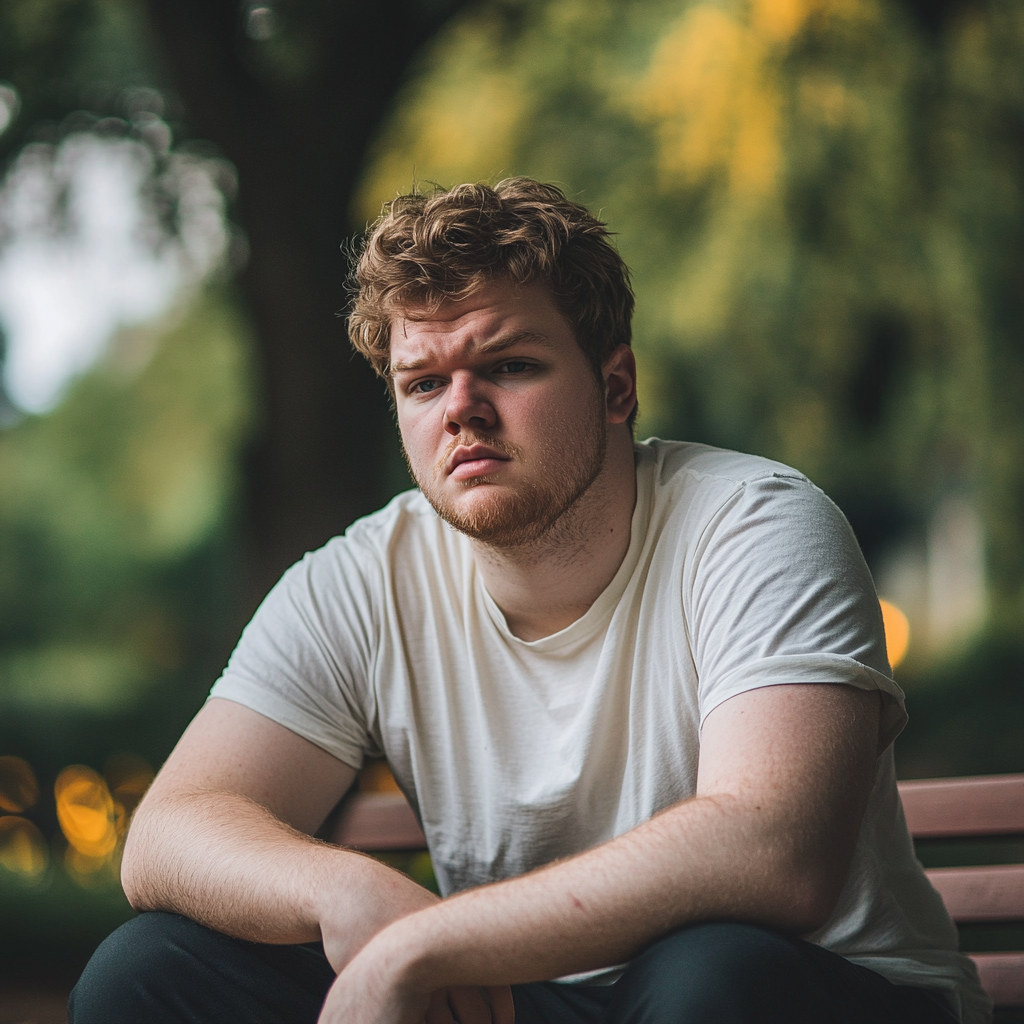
xmin=0 ymin=130 xmax=230 ymax=413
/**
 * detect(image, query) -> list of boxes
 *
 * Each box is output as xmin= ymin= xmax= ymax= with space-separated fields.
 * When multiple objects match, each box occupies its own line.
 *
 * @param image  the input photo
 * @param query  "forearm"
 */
xmin=373 ymin=790 xmax=828 ymax=990
xmin=122 ymin=790 xmax=435 ymax=959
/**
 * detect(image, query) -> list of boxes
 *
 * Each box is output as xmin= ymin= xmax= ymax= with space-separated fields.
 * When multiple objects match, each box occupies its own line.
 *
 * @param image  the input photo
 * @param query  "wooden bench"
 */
xmin=332 ymin=773 xmax=1024 ymax=1011
xmin=899 ymin=773 xmax=1024 ymax=1011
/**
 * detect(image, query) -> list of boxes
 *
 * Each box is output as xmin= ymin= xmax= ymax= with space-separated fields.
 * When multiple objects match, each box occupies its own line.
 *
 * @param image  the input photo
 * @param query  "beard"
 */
xmin=407 ymin=396 xmax=608 ymax=549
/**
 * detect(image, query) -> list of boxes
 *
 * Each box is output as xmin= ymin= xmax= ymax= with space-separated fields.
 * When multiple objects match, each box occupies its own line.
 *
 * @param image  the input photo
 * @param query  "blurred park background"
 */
xmin=0 ymin=0 xmax=1021 ymax=1014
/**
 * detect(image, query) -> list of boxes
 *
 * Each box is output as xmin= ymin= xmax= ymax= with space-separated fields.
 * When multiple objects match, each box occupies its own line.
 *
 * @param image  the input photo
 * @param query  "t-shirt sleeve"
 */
xmin=687 ymin=472 xmax=907 ymax=747
xmin=208 ymin=536 xmax=382 ymax=769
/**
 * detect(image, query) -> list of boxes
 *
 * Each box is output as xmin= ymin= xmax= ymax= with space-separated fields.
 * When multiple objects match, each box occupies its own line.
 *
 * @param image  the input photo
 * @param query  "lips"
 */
xmin=447 ymin=444 xmax=511 ymax=481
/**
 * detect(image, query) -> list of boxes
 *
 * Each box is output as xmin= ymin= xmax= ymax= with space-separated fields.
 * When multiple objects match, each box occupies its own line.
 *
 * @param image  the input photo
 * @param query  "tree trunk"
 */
xmin=142 ymin=0 xmax=468 ymax=604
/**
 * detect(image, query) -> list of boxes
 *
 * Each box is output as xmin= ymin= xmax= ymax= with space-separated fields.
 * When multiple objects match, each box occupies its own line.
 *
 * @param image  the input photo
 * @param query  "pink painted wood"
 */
xmin=924 ymin=864 xmax=1024 ymax=923
xmin=899 ymin=773 xmax=1024 ymax=1009
xmin=898 ymin=774 xmax=1024 ymax=838
xmin=329 ymin=792 xmax=425 ymax=851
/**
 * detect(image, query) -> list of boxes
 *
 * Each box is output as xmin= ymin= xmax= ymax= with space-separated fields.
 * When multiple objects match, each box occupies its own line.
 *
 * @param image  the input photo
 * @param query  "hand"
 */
xmin=318 ymin=862 xmax=441 ymax=973
xmin=317 ymin=926 xmax=515 ymax=1024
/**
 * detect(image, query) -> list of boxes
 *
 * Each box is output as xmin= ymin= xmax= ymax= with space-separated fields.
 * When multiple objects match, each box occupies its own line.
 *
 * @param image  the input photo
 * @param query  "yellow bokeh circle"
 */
xmin=0 ymin=755 xmax=39 ymax=813
xmin=0 ymin=815 xmax=49 ymax=877
xmin=879 ymin=598 xmax=910 ymax=669
xmin=55 ymin=766 xmax=118 ymax=859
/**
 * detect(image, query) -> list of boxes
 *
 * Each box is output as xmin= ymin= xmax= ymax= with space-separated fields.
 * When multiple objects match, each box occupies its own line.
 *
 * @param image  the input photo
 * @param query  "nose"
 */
xmin=443 ymin=372 xmax=496 ymax=436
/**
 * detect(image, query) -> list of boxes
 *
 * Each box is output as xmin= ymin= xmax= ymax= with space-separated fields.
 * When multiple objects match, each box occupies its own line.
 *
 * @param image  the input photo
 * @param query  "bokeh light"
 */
xmin=55 ymin=765 xmax=118 ymax=860
xmin=880 ymin=598 xmax=911 ymax=670
xmin=0 ymin=755 xmax=39 ymax=812
xmin=0 ymin=815 xmax=49 ymax=878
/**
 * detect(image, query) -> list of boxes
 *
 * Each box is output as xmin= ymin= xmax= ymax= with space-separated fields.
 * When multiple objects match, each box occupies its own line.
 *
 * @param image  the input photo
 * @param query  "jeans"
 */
xmin=69 ymin=912 xmax=959 ymax=1024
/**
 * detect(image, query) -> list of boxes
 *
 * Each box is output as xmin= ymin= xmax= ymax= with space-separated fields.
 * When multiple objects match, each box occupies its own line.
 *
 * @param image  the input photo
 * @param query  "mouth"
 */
xmin=447 ymin=443 xmax=512 ymax=482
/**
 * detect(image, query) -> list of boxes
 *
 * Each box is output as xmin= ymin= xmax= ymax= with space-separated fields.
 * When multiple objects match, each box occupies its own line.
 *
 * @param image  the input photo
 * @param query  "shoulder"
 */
xmin=224 ymin=488 xmax=449 ymax=670
xmin=637 ymin=438 xmax=810 ymax=492
xmin=636 ymin=439 xmax=833 ymax=537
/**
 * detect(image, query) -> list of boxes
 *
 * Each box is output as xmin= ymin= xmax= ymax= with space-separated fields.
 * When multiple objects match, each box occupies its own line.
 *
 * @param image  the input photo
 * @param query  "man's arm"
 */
xmin=121 ymin=697 xmax=442 ymax=970
xmin=320 ymin=682 xmax=884 ymax=1023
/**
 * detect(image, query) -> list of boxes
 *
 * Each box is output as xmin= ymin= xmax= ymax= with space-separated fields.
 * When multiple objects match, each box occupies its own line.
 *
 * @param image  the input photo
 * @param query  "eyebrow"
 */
xmin=390 ymin=330 xmax=551 ymax=377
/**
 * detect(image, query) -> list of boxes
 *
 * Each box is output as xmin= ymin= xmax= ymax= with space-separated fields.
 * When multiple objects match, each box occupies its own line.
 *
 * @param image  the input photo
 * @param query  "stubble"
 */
xmin=406 ymin=396 xmax=608 ymax=549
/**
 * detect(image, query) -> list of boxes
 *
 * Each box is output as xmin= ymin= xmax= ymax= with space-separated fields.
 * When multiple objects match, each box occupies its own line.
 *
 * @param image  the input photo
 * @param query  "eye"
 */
xmin=409 ymin=378 xmax=443 ymax=395
xmin=495 ymin=360 xmax=531 ymax=374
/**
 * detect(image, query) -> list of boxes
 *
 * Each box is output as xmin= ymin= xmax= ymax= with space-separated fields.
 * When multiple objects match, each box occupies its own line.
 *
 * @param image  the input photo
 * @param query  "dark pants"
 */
xmin=69 ymin=912 xmax=959 ymax=1024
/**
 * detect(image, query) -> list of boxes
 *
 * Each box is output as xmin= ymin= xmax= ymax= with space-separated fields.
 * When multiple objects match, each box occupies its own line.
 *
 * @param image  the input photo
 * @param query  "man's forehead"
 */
xmin=390 ymin=328 xmax=553 ymax=376
xmin=388 ymin=281 xmax=566 ymax=362
xmin=392 ymin=279 xmax=539 ymax=327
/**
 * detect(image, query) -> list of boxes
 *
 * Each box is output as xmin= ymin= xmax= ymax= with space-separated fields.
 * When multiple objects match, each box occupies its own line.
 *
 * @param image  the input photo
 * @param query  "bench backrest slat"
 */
xmin=897 ymin=774 xmax=1024 ymax=838
xmin=899 ymin=773 xmax=1024 ymax=1010
xmin=330 ymin=792 xmax=425 ymax=850
xmin=924 ymin=864 xmax=1024 ymax=923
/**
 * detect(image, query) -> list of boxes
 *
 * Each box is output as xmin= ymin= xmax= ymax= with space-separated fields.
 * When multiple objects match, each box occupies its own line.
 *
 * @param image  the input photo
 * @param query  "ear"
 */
xmin=603 ymin=344 xmax=637 ymax=425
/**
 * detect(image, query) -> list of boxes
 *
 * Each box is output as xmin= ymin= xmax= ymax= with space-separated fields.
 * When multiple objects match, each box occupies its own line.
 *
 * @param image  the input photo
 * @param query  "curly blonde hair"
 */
xmin=347 ymin=178 xmax=634 ymax=393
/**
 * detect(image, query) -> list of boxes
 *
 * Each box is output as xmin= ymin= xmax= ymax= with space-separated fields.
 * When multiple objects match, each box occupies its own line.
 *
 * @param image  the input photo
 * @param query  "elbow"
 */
xmin=769 ymin=861 xmax=845 ymax=934
xmin=119 ymin=811 xmax=155 ymax=911
xmin=119 ymin=830 xmax=144 ymax=909
xmin=780 ymin=886 xmax=836 ymax=934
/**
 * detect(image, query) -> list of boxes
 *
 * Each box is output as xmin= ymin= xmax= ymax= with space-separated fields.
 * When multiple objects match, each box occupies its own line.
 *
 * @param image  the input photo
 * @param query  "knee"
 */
xmin=69 ymin=912 xmax=212 ymax=1023
xmin=611 ymin=922 xmax=808 ymax=1024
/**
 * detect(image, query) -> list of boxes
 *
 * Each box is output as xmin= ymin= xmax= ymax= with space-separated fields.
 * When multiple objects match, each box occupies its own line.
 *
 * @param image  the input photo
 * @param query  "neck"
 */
xmin=471 ymin=428 xmax=637 ymax=641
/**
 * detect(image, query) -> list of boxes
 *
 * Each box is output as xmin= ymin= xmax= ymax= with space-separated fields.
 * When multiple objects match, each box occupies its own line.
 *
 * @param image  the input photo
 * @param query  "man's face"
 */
xmin=390 ymin=279 xmax=609 ymax=547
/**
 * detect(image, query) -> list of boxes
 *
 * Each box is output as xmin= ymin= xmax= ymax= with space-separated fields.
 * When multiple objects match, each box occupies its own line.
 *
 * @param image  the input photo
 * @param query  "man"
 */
xmin=70 ymin=178 xmax=989 ymax=1024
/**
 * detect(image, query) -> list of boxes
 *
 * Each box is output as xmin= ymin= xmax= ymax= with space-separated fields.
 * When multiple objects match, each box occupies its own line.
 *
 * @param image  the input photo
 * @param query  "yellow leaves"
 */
xmin=54 ymin=758 xmax=153 ymax=874
xmin=750 ymin=0 xmax=820 ymax=42
xmin=0 ymin=755 xmax=48 ymax=879
xmin=0 ymin=754 xmax=154 ymax=887
xmin=633 ymin=0 xmax=868 ymax=199
xmin=879 ymin=598 xmax=910 ymax=669
xmin=355 ymin=16 xmax=527 ymax=224
xmin=636 ymin=5 xmax=780 ymax=197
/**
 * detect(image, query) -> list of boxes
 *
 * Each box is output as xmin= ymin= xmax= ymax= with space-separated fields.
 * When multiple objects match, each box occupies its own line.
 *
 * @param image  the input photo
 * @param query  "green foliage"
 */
xmin=0 ymin=288 xmax=254 ymax=720
xmin=0 ymin=285 xmax=254 ymax=962
xmin=0 ymin=0 xmax=164 ymax=164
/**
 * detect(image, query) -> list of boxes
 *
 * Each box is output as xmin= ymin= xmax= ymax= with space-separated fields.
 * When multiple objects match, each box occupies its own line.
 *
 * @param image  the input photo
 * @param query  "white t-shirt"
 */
xmin=211 ymin=440 xmax=990 ymax=1024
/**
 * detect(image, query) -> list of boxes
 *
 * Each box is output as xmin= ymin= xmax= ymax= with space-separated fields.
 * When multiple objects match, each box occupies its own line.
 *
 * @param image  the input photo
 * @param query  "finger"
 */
xmin=425 ymin=988 xmax=456 ymax=1024
xmin=486 ymin=985 xmax=515 ymax=1024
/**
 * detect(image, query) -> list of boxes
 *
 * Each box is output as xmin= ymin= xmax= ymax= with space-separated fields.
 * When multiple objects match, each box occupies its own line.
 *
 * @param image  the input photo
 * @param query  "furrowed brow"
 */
xmin=390 ymin=357 xmax=429 ymax=376
xmin=477 ymin=330 xmax=551 ymax=355
xmin=390 ymin=331 xmax=551 ymax=378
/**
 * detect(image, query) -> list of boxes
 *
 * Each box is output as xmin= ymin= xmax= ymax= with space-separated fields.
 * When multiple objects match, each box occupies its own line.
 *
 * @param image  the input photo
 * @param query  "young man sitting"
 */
xmin=70 ymin=178 xmax=989 ymax=1024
